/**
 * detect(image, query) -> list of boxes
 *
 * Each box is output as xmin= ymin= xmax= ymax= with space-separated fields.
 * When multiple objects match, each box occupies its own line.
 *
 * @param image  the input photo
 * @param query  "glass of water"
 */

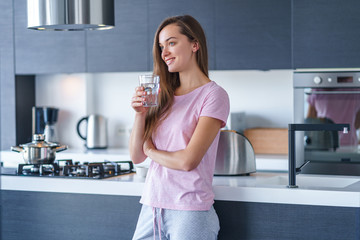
xmin=139 ymin=74 xmax=160 ymax=107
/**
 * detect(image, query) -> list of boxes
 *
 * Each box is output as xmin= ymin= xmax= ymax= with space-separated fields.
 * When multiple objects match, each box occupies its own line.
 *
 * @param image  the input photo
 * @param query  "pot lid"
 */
xmin=20 ymin=134 xmax=59 ymax=148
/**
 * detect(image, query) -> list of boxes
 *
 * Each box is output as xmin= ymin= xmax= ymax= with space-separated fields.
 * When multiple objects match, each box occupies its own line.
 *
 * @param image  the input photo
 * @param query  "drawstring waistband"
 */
xmin=152 ymin=207 xmax=162 ymax=240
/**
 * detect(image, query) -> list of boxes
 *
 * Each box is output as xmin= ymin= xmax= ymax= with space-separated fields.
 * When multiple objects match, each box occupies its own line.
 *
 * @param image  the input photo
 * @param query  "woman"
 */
xmin=130 ymin=15 xmax=230 ymax=240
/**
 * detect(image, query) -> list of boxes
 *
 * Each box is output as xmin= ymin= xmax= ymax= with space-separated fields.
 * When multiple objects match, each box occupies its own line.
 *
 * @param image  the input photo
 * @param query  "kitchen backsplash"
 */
xmin=35 ymin=70 xmax=293 ymax=149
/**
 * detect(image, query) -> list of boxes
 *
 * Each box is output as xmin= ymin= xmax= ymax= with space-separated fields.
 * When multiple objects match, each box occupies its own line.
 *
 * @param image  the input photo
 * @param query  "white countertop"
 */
xmin=2 ymin=149 xmax=359 ymax=208
xmin=2 ymin=172 xmax=360 ymax=208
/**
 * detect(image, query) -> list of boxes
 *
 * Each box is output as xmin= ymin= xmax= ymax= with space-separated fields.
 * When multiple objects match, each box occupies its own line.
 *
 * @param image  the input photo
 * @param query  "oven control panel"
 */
xmin=294 ymin=71 xmax=360 ymax=88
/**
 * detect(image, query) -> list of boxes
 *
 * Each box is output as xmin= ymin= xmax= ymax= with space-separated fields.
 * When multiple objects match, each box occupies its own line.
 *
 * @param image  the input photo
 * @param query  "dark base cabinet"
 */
xmin=214 ymin=201 xmax=360 ymax=240
xmin=1 ymin=190 xmax=359 ymax=240
xmin=1 ymin=191 xmax=142 ymax=240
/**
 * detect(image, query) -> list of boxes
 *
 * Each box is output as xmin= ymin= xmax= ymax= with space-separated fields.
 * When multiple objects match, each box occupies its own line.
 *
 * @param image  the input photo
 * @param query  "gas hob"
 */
xmin=2 ymin=159 xmax=134 ymax=179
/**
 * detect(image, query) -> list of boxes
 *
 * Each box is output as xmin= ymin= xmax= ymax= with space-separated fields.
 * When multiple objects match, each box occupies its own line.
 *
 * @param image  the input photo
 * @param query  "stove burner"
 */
xmin=18 ymin=163 xmax=59 ymax=176
xmin=63 ymin=163 xmax=103 ymax=178
xmin=17 ymin=160 xmax=134 ymax=179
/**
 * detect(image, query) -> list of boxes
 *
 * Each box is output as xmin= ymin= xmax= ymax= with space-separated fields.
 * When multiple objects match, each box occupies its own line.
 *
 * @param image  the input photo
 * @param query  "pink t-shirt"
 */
xmin=140 ymin=81 xmax=230 ymax=211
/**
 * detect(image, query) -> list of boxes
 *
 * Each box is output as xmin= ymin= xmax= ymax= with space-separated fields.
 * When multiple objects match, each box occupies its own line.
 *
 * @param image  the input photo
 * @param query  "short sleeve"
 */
xmin=200 ymin=85 xmax=230 ymax=128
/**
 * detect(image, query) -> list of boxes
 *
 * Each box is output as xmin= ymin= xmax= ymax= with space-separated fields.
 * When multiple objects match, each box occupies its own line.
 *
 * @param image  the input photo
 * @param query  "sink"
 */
xmin=257 ymin=175 xmax=359 ymax=188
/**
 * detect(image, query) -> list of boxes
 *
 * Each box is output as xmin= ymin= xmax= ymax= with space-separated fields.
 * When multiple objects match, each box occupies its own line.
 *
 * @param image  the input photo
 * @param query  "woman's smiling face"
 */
xmin=158 ymin=24 xmax=198 ymax=73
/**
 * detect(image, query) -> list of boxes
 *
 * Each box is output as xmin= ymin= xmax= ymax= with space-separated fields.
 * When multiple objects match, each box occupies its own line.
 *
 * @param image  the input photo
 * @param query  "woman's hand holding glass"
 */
xmin=131 ymin=86 xmax=149 ymax=114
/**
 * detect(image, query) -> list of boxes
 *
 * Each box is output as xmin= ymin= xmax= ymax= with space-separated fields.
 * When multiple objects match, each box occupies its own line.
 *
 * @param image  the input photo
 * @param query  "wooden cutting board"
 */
xmin=243 ymin=128 xmax=288 ymax=154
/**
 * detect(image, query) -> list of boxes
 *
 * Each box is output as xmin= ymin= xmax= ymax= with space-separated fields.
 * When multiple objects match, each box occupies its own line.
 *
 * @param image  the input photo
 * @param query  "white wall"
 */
xmin=210 ymin=70 xmax=293 ymax=128
xmin=36 ymin=74 xmax=88 ymax=149
xmin=36 ymin=70 xmax=293 ymax=149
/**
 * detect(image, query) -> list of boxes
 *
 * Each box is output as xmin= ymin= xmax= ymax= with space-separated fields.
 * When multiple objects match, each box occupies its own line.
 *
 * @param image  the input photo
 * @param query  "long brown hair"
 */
xmin=144 ymin=15 xmax=209 ymax=140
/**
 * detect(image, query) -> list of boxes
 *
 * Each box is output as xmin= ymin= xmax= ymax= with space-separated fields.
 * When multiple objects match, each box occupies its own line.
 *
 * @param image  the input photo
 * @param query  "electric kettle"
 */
xmin=76 ymin=114 xmax=108 ymax=149
xmin=214 ymin=130 xmax=256 ymax=176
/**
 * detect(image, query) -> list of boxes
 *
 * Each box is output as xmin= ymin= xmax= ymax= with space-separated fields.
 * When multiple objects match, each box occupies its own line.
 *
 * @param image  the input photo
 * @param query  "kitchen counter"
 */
xmin=1 ymin=149 xmax=360 ymax=208
xmin=2 ymin=171 xmax=360 ymax=208
xmin=2 ymin=150 xmax=360 ymax=240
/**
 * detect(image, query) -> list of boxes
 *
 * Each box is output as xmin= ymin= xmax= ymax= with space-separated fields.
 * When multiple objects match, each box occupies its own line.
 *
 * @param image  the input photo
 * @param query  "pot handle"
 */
xmin=55 ymin=145 xmax=68 ymax=153
xmin=11 ymin=146 xmax=23 ymax=153
xmin=76 ymin=117 xmax=88 ymax=140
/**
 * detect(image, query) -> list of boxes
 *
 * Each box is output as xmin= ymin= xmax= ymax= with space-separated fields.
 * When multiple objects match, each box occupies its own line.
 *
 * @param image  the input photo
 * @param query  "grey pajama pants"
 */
xmin=132 ymin=204 xmax=220 ymax=240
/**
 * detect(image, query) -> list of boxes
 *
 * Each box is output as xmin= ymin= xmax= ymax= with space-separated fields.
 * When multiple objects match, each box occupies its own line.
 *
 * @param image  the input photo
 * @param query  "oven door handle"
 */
xmin=305 ymin=90 xmax=360 ymax=95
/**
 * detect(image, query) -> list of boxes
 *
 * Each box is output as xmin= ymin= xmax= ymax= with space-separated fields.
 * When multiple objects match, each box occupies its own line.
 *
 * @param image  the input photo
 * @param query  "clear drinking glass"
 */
xmin=139 ymin=74 xmax=160 ymax=107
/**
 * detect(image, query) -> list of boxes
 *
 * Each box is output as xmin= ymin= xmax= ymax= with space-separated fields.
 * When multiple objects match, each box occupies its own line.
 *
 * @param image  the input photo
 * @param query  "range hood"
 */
xmin=27 ymin=0 xmax=115 ymax=31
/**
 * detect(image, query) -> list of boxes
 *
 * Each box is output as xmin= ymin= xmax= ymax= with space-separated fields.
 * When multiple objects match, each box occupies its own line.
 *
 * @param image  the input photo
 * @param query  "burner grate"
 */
xmin=16 ymin=160 xmax=134 ymax=179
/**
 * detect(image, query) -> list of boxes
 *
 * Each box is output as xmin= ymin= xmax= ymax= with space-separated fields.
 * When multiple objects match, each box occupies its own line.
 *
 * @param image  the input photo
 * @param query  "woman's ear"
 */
xmin=192 ymin=41 xmax=199 ymax=52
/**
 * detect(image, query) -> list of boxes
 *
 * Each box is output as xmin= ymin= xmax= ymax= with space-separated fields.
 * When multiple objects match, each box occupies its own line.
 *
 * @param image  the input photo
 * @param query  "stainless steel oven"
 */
xmin=293 ymin=70 xmax=360 ymax=175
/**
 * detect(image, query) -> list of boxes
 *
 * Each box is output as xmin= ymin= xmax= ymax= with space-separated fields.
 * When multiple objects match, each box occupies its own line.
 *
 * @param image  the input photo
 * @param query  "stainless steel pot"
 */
xmin=11 ymin=134 xmax=67 ymax=164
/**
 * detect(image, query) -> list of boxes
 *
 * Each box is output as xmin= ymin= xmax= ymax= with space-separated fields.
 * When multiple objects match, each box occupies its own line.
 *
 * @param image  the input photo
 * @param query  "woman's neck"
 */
xmin=175 ymin=67 xmax=210 ymax=96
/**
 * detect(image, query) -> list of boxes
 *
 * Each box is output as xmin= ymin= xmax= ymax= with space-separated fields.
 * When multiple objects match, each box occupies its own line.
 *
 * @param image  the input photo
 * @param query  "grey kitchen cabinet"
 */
xmin=14 ymin=0 xmax=86 ymax=74
xmin=1 ymin=191 xmax=141 ymax=240
xmin=86 ymin=0 xmax=148 ymax=72
xmin=10 ymin=0 xmax=360 ymax=74
xmin=12 ymin=0 xmax=291 ymax=73
xmin=2 ymin=190 xmax=359 ymax=240
xmin=0 ymin=0 xmax=16 ymax=150
xmin=293 ymin=0 xmax=360 ymax=69
xmin=214 ymin=201 xmax=360 ymax=240
xmin=215 ymin=0 xmax=292 ymax=70
xmin=148 ymin=0 xmax=216 ymax=70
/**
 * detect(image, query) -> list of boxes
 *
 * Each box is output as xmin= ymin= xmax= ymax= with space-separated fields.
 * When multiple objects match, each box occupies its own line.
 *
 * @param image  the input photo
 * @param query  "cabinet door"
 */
xmin=148 ymin=0 xmax=216 ymax=70
xmin=0 ymin=0 xmax=16 ymax=149
xmin=215 ymin=0 xmax=291 ymax=70
xmin=293 ymin=0 xmax=360 ymax=68
xmin=86 ymin=0 xmax=148 ymax=72
xmin=14 ymin=0 xmax=86 ymax=74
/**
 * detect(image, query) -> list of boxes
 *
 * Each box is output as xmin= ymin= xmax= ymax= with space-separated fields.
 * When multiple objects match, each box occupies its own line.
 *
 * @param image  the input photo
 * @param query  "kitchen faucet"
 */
xmin=287 ymin=123 xmax=350 ymax=188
